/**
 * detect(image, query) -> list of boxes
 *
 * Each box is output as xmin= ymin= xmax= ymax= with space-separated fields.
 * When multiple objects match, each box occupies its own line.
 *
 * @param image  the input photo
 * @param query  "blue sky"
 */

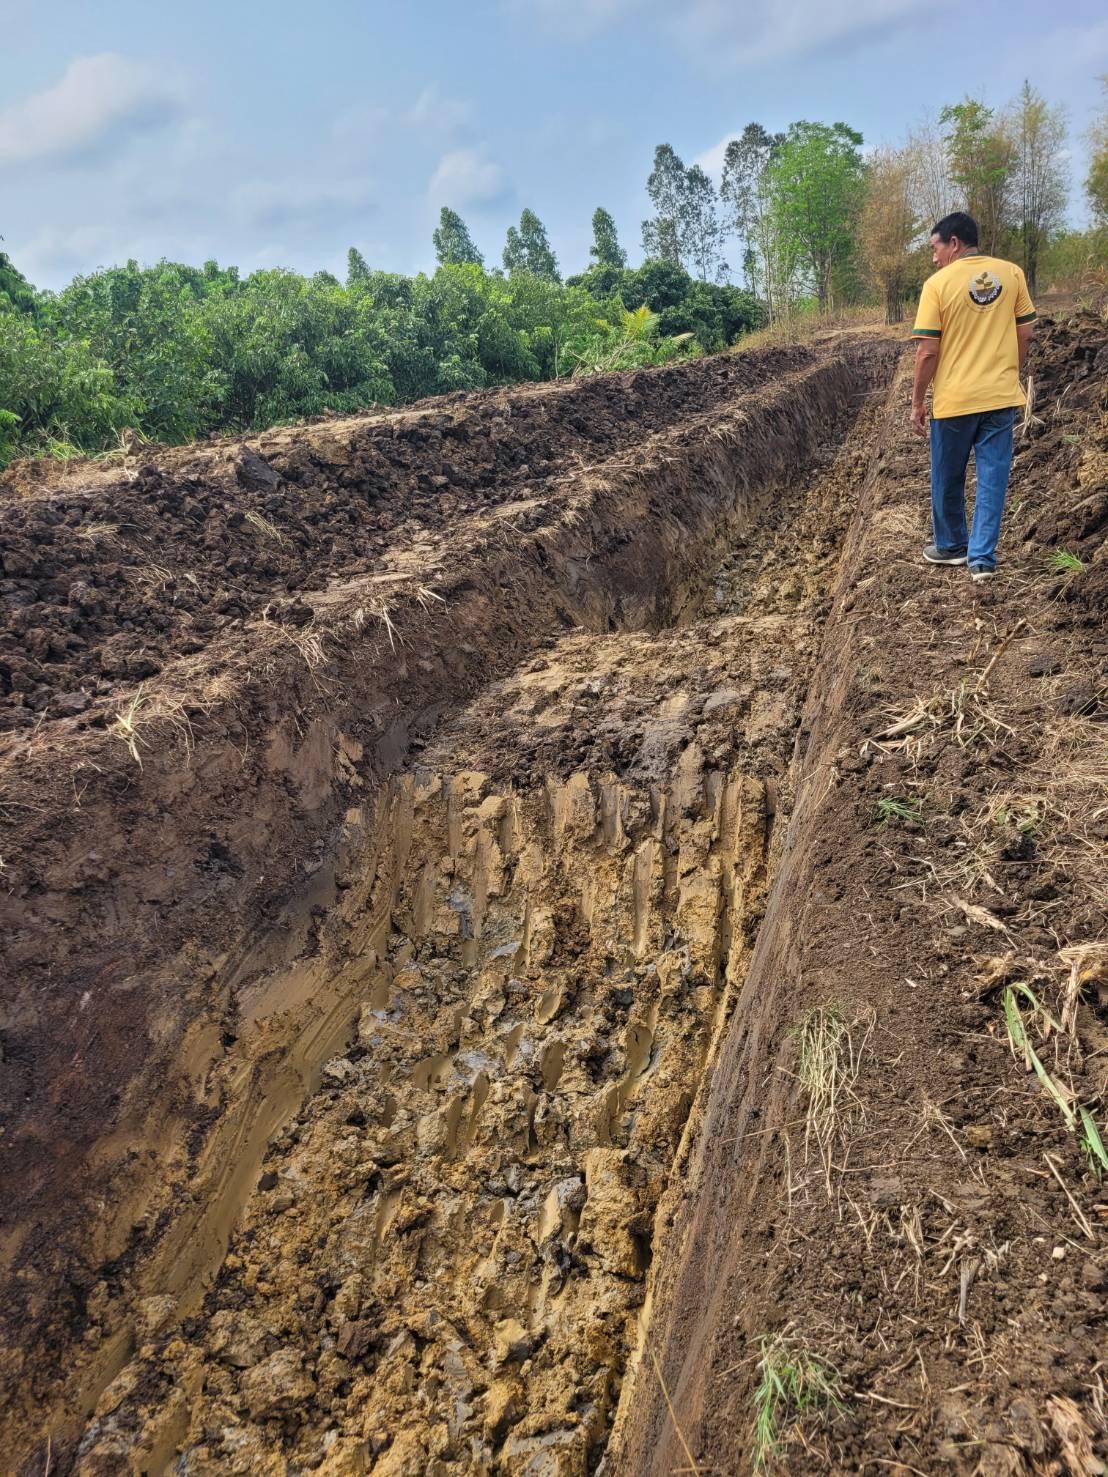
xmin=2 ymin=0 xmax=1106 ymax=291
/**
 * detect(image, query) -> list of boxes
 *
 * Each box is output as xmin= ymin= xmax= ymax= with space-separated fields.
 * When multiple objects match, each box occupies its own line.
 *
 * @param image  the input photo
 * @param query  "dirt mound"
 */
xmin=0 ymin=348 xmax=811 ymax=733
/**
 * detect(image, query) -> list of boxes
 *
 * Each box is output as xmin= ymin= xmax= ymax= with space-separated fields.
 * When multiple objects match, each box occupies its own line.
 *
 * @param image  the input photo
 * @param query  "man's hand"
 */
xmin=1016 ymin=321 xmax=1035 ymax=376
xmin=912 ymin=338 xmax=940 ymax=438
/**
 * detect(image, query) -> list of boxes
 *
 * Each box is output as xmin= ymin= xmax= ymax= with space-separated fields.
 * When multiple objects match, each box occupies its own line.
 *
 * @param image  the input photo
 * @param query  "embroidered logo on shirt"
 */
xmin=968 ymin=270 xmax=1002 ymax=306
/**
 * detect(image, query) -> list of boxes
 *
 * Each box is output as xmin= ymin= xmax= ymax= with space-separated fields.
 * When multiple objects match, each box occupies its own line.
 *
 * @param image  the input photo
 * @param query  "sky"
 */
xmin=2 ymin=0 xmax=1107 ymax=292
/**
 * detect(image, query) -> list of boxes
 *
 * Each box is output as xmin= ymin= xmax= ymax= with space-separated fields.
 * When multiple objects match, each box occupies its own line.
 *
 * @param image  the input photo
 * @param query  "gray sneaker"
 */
xmin=923 ymin=544 xmax=968 ymax=565
xmin=969 ymin=564 xmax=996 ymax=582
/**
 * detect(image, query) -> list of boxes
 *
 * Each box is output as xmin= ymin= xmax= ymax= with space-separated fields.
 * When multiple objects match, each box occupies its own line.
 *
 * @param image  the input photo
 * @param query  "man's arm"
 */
xmin=911 ymin=339 xmax=940 ymax=436
xmin=1017 ymin=321 xmax=1034 ymax=375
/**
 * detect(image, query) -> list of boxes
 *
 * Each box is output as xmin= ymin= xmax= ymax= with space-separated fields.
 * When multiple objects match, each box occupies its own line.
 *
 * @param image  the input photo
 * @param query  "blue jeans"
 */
xmin=930 ymin=407 xmax=1016 ymax=570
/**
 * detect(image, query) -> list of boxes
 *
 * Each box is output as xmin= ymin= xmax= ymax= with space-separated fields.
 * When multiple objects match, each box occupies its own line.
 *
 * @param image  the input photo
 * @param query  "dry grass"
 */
xmin=649 ymin=1345 xmax=701 ymax=1477
xmin=260 ymin=613 xmax=328 ymax=671
xmin=133 ymin=563 xmax=201 ymax=595
xmin=109 ymin=687 xmax=196 ymax=767
xmin=73 ymin=521 xmax=119 ymax=542
xmin=735 ymin=305 xmax=885 ymax=355
xmin=941 ymin=716 xmax=1108 ymax=913
xmin=790 ymin=1006 xmax=874 ymax=1195
xmin=867 ymin=680 xmax=1016 ymax=760
xmin=244 ymin=509 xmax=286 ymax=543
xmin=1036 ymin=716 xmax=1108 ymax=908
xmin=415 ymin=584 xmax=447 ymax=613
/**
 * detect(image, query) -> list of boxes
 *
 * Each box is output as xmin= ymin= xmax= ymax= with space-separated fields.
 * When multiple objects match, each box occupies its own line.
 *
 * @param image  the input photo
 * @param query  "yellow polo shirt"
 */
xmin=912 ymin=254 xmax=1036 ymax=419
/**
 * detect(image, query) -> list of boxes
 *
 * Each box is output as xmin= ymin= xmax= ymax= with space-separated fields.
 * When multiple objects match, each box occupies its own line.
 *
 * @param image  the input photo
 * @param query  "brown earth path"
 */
xmin=611 ymin=317 xmax=1108 ymax=1476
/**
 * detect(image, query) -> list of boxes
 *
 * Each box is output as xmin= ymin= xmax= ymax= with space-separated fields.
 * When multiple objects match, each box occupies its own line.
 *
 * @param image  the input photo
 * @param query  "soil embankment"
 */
xmin=2 ymin=314 xmax=1105 ymax=1476
xmin=2 ymin=339 xmax=893 ymax=1471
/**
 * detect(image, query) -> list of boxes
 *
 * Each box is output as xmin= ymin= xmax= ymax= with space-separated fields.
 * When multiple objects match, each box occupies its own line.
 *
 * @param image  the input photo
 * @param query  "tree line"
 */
xmin=1 ymin=78 xmax=1105 ymax=467
xmin=631 ymin=81 xmax=1107 ymax=321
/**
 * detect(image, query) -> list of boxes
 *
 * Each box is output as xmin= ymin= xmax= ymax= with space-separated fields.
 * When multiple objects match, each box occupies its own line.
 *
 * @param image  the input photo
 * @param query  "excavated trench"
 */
xmin=1 ymin=339 xmax=903 ymax=1475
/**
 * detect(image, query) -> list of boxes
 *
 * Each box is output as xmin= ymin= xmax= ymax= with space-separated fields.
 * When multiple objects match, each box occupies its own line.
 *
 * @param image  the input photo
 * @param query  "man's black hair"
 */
xmin=931 ymin=212 xmax=979 ymax=247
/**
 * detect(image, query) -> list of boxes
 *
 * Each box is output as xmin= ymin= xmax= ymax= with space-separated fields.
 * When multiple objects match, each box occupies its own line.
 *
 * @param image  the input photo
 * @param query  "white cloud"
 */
xmin=333 ymin=84 xmax=472 ymax=154
xmin=996 ymin=19 xmax=1108 ymax=106
xmin=505 ymin=0 xmax=641 ymax=36
xmin=674 ymin=0 xmax=931 ymax=66
xmin=507 ymin=0 xmax=931 ymax=62
xmin=232 ymin=177 xmax=377 ymax=231
xmin=693 ymin=135 xmax=733 ymax=179
xmin=331 ymin=102 xmax=389 ymax=150
xmin=405 ymin=85 xmax=472 ymax=133
xmin=0 ymin=53 xmax=183 ymax=168
xmin=428 ymin=147 xmax=507 ymax=207
xmin=9 ymin=224 xmax=121 ymax=282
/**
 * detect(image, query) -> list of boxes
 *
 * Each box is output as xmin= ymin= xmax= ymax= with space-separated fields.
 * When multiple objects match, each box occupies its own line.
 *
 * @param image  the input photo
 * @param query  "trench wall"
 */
xmin=605 ymin=350 xmax=909 ymax=1474
xmin=0 ymin=347 xmax=898 ymax=1462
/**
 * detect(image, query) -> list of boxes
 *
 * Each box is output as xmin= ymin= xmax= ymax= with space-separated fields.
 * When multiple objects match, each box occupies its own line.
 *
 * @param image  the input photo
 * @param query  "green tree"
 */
xmin=0 ymin=306 xmax=137 ymax=461
xmin=0 ymin=245 xmax=37 ymax=314
xmin=721 ymin=125 xmax=781 ymax=266
xmin=905 ymin=117 xmax=959 ymax=231
xmin=642 ymin=145 xmax=727 ymax=280
xmin=683 ymin=165 xmax=727 ymax=281
xmin=199 ymin=269 xmax=393 ymax=426
xmin=589 ymin=207 xmax=627 ymax=268
xmin=502 ymin=209 xmax=560 ymax=281
xmin=1086 ymin=77 xmax=1108 ymax=226
xmin=346 ymin=247 xmax=372 ymax=289
xmin=721 ymin=124 xmax=797 ymax=318
xmin=1007 ymin=82 xmax=1067 ymax=295
xmin=52 ymin=260 xmax=221 ymax=442
xmin=940 ymin=99 xmax=1016 ymax=255
xmin=563 ymin=304 xmax=696 ymax=375
xmin=432 ymin=208 xmax=484 ymax=267
xmin=767 ymin=120 xmax=866 ymax=312
xmin=642 ymin=143 xmax=688 ymax=265
xmin=861 ymin=147 xmax=925 ymax=323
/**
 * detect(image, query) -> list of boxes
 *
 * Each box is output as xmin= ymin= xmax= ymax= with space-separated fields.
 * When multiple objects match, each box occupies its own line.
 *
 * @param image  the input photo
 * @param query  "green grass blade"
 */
xmin=1079 ymin=1108 xmax=1108 ymax=1174
xmin=1003 ymin=988 xmax=1075 ymax=1130
xmin=1025 ymin=1038 xmax=1076 ymax=1130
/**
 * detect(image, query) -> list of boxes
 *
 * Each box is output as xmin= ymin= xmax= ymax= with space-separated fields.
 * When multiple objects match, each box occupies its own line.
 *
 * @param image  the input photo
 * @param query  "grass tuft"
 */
xmin=1002 ymin=985 xmax=1108 ymax=1177
xmin=875 ymin=794 xmax=922 ymax=825
xmin=245 ymin=509 xmax=286 ymax=543
xmin=752 ymin=1334 xmax=846 ymax=1470
xmin=1047 ymin=549 xmax=1085 ymax=575
xmin=790 ymin=1005 xmax=872 ymax=1197
xmin=109 ymin=688 xmax=195 ymax=767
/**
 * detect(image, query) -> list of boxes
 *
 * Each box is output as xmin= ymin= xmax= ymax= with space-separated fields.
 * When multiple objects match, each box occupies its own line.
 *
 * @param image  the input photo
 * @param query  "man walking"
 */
xmin=911 ymin=211 xmax=1036 ymax=581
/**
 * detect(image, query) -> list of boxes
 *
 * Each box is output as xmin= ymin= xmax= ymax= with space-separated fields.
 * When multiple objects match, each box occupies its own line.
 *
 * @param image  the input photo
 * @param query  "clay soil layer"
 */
xmin=1 ymin=316 xmax=1105 ymax=1476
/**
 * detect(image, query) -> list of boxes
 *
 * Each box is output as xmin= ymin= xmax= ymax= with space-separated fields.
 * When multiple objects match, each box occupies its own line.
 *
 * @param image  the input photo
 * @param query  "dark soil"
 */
xmin=1 ymin=341 xmax=872 ymax=1474
xmin=0 ymin=348 xmax=812 ymax=732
